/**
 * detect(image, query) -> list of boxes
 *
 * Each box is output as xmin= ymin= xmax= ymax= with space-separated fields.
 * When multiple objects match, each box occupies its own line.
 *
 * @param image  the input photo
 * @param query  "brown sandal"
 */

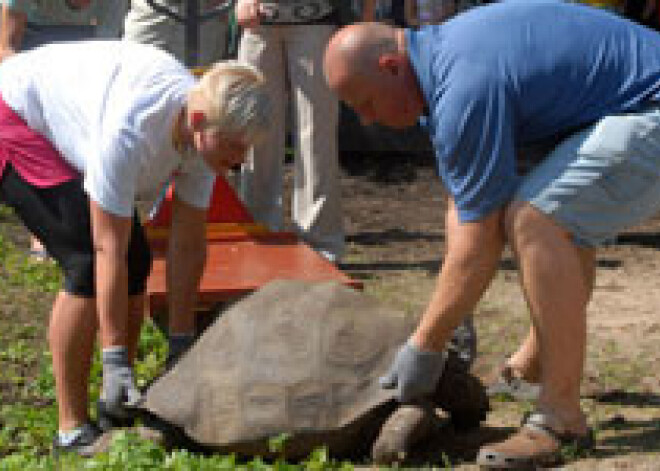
xmin=476 ymin=412 xmax=594 ymax=469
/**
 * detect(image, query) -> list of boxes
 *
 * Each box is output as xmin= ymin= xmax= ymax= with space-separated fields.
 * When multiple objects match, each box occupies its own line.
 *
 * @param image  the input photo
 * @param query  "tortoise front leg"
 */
xmin=371 ymin=404 xmax=437 ymax=465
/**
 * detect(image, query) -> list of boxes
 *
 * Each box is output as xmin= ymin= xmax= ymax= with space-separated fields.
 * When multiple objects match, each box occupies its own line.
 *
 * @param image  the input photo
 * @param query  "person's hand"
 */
xmin=379 ymin=339 xmax=447 ymax=404
xmin=236 ymin=0 xmax=261 ymax=29
xmin=101 ymin=347 xmax=143 ymax=419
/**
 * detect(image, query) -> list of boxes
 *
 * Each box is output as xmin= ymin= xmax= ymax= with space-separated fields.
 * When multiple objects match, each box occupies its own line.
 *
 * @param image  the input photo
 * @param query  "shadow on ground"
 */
xmin=616 ymin=232 xmax=660 ymax=250
xmin=592 ymin=416 xmax=660 ymax=458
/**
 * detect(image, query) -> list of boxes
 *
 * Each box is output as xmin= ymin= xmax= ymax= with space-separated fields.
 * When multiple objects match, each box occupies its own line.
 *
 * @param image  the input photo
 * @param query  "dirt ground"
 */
xmin=338 ymin=155 xmax=660 ymax=469
xmin=2 ymin=154 xmax=660 ymax=468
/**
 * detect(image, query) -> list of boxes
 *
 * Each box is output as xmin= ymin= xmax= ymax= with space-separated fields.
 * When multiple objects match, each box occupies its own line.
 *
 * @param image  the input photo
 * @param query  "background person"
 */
xmin=235 ymin=0 xmax=345 ymax=263
xmin=123 ymin=0 xmax=231 ymax=67
xmin=405 ymin=0 xmax=456 ymax=25
xmin=0 ymin=41 xmax=268 ymax=455
xmin=324 ymin=2 xmax=660 ymax=467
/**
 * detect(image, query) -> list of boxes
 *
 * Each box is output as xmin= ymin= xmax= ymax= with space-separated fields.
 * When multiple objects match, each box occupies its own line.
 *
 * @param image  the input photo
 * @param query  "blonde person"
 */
xmin=236 ymin=0 xmax=345 ymax=264
xmin=122 ymin=0 xmax=232 ymax=373
xmin=0 ymin=41 xmax=268 ymax=456
xmin=0 ymin=0 xmax=129 ymax=260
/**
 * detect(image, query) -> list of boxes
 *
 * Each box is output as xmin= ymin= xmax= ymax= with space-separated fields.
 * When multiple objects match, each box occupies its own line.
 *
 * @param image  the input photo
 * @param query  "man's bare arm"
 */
xmin=412 ymin=200 xmax=506 ymax=351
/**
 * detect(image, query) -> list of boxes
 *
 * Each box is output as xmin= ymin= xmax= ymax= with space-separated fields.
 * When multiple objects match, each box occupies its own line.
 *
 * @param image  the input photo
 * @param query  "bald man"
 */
xmin=324 ymin=1 xmax=660 ymax=468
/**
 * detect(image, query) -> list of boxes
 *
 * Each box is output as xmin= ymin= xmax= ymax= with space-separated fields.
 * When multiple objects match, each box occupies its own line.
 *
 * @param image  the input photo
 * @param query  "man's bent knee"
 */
xmin=504 ymin=202 xmax=539 ymax=244
xmin=504 ymin=202 xmax=573 ymax=249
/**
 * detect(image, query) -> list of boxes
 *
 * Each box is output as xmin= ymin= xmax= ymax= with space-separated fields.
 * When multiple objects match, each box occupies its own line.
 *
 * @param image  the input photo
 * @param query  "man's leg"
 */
xmin=506 ymin=327 xmax=541 ymax=382
xmin=505 ymin=202 xmax=592 ymax=433
xmin=48 ymin=292 xmax=97 ymax=431
xmin=507 ymin=245 xmax=595 ymax=384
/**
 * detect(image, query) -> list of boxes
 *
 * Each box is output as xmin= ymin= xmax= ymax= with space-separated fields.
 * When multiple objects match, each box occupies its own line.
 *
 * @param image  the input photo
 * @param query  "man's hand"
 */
xmin=101 ymin=347 xmax=143 ymax=418
xmin=379 ymin=340 xmax=447 ymax=404
xmin=236 ymin=0 xmax=261 ymax=28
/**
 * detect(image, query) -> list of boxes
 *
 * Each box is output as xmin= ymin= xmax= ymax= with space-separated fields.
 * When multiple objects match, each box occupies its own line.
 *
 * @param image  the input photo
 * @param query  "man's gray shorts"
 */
xmin=516 ymin=104 xmax=660 ymax=247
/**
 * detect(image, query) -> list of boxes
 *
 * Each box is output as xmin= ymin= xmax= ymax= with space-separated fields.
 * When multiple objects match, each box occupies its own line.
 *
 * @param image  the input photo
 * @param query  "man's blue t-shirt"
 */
xmin=406 ymin=0 xmax=660 ymax=222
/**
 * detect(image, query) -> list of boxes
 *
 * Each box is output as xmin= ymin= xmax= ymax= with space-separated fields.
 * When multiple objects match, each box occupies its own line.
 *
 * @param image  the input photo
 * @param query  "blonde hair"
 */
xmin=187 ymin=61 xmax=270 ymax=144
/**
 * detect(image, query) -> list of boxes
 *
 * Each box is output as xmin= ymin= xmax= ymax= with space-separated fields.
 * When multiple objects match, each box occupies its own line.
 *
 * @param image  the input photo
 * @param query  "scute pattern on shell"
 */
xmin=144 ymin=280 xmax=411 ymax=458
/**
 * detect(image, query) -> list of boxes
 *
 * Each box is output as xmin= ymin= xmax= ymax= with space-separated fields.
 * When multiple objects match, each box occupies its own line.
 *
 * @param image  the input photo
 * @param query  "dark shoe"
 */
xmin=96 ymin=399 xmax=137 ymax=432
xmin=52 ymin=421 xmax=111 ymax=458
xmin=476 ymin=411 xmax=594 ymax=469
xmin=486 ymin=365 xmax=541 ymax=402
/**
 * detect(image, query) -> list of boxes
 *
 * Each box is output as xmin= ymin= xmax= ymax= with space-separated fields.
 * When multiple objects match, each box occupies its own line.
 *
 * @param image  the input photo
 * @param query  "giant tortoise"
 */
xmin=139 ymin=280 xmax=489 ymax=463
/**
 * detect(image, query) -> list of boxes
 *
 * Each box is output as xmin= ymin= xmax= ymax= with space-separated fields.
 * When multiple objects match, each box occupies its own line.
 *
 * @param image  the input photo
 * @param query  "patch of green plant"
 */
xmin=0 ymin=234 xmax=61 ymax=293
xmin=0 ymin=317 xmax=168 ymax=460
xmin=0 ymin=430 xmax=357 ymax=470
xmin=0 ymin=404 xmax=57 ymax=458
xmin=0 ymin=204 xmax=15 ymax=220
xmin=134 ymin=319 xmax=168 ymax=387
xmin=28 ymin=352 xmax=56 ymax=401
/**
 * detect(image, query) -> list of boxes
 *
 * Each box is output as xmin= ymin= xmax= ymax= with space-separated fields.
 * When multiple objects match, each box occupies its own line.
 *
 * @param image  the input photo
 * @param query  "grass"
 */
xmin=0 ymin=209 xmax=365 ymax=470
xmin=3 ymin=197 xmax=660 ymax=469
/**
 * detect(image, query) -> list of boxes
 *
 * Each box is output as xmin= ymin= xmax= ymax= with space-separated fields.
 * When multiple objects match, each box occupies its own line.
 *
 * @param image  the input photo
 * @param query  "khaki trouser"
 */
xmin=239 ymin=24 xmax=345 ymax=260
xmin=123 ymin=0 xmax=229 ymax=66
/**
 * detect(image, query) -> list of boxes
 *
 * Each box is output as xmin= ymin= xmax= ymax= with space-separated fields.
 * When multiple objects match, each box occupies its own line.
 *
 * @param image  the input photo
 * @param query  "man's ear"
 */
xmin=378 ymin=53 xmax=403 ymax=76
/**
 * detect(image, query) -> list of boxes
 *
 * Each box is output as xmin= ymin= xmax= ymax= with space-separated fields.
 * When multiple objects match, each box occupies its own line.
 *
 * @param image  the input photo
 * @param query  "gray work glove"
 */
xmin=379 ymin=340 xmax=448 ymax=404
xmin=101 ymin=347 xmax=143 ymax=419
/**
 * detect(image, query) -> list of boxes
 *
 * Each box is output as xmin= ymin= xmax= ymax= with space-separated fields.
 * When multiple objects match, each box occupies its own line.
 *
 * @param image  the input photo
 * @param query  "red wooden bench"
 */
xmin=144 ymin=176 xmax=361 ymax=316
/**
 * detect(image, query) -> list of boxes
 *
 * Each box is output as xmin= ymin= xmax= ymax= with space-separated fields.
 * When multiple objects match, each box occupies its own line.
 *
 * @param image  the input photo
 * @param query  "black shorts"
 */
xmin=0 ymin=165 xmax=152 ymax=297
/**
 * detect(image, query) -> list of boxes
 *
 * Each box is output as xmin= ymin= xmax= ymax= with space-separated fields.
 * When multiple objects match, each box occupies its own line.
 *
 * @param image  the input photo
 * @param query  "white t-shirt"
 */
xmin=0 ymin=40 xmax=215 ymax=218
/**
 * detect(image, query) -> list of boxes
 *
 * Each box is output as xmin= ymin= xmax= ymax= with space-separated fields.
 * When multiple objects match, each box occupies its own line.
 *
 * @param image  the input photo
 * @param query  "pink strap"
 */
xmin=0 ymin=95 xmax=78 ymax=187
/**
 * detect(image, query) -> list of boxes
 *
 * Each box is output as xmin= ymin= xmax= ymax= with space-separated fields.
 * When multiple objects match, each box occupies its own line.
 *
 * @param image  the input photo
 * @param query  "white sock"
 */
xmin=57 ymin=426 xmax=84 ymax=446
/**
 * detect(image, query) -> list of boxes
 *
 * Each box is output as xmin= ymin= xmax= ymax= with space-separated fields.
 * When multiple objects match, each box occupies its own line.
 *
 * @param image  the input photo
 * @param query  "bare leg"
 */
xmin=506 ymin=234 xmax=595 ymax=385
xmin=507 ymin=247 xmax=595 ymax=384
xmin=506 ymin=203 xmax=592 ymax=433
xmin=48 ymin=291 xmax=97 ymax=432
xmin=507 ymin=326 xmax=542 ymax=382
xmin=412 ymin=201 xmax=505 ymax=351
